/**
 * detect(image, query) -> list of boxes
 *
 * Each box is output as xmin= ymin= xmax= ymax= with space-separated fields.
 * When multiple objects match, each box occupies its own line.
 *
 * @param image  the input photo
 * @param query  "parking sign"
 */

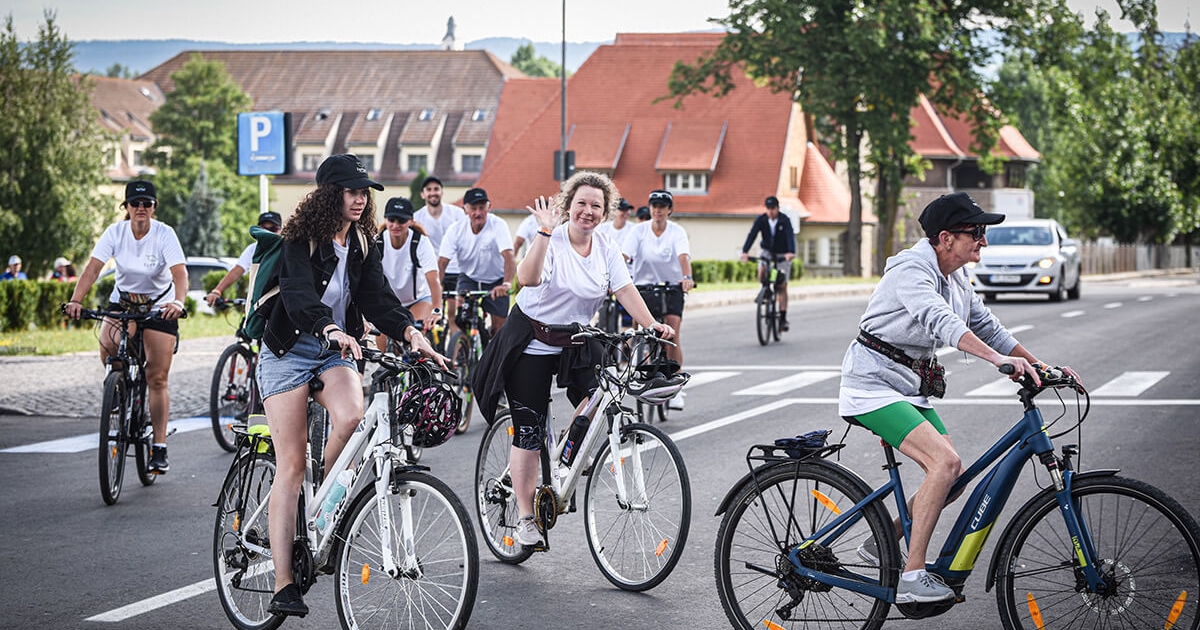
xmin=238 ymin=112 xmax=291 ymax=176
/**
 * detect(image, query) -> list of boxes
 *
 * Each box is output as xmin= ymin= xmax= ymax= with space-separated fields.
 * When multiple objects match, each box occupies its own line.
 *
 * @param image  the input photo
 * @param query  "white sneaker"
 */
xmin=895 ymin=571 xmax=955 ymax=603
xmin=514 ymin=516 xmax=543 ymax=547
xmin=667 ymin=391 xmax=685 ymax=410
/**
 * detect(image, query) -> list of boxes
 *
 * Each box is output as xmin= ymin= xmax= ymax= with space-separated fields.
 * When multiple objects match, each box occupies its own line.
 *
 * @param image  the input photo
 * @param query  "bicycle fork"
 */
xmin=371 ymin=451 xmax=422 ymax=580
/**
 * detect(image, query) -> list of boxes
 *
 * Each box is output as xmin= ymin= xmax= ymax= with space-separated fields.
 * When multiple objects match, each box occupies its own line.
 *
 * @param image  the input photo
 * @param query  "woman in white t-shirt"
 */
xmin=377 ymin=196 xmax=442 ymax=345
xmin=65 ymin=180 xmax=188 ymax=475
xmin=472 ymin=171 xmax=674 ymax=549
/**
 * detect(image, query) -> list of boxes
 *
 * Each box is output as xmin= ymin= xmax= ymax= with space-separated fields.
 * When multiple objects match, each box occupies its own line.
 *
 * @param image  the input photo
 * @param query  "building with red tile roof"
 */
xmin=87 ymin=76 xmax=165 ymax=182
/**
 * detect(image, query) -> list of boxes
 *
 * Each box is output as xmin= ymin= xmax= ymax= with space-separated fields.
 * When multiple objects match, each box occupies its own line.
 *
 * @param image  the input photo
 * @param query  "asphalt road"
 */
xmin=2 ymin=273 xmax=1199 ymax=630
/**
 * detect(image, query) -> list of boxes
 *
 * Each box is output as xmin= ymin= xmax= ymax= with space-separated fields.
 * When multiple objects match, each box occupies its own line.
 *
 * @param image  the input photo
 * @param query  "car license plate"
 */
xmin=990 ymin=274 xmax=1021 ymax=283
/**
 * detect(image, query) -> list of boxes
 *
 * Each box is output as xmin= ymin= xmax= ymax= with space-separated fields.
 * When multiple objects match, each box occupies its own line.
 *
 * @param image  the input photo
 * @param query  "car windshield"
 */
xmin=187 ymin=265 xmax=224 ymax=291
xmin=986 ymin=226 xmax=1054 ymax=246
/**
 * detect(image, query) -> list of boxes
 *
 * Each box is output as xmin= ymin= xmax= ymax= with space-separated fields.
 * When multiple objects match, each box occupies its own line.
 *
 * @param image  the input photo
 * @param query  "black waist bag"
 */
xmin=857 ymin=329 xmax=946 ymax=398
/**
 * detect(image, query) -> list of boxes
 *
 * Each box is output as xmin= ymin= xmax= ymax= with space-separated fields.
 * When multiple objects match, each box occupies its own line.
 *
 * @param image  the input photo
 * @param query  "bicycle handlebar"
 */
xmin=213 ymin=297 xmax=246 ymax=311
xmin=560 ymin=322 xmax=678 ymax=348
xmin=998 ymin=363 xmax=1082 ymax=395
xmin=635 ymin=282 xmax=684 ymax=293
xmin=65 ymin=304 xmax=188 ymax=322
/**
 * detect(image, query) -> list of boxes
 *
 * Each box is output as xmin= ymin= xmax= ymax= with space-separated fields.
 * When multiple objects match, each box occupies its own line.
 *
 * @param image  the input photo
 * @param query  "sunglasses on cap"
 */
xmin=127 ymin=200 xmax=155 ymax=209
xmin=648 ymin=192 xmax=673 ymax=206
xmin=947 ymin=224 xmax=987 ymax=241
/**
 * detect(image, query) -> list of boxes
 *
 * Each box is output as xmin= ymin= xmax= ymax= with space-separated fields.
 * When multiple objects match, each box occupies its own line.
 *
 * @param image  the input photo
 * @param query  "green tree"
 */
xmin=104 ymin=62 xmax=134 ymax=78
xmin=409 ymin=166 xmax=428 ymax=211
xmin=176 ymin=161 xmax=225 ymax=256
xmin=510 ymin=42 xmax=564 ymax=78
xmin=0 ymin=13 xmax=110 ymax=277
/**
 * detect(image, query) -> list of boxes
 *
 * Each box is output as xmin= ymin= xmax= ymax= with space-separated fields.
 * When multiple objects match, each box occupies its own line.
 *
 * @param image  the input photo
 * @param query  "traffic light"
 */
xmin=554 ymin=150 xmax=576 ymax=181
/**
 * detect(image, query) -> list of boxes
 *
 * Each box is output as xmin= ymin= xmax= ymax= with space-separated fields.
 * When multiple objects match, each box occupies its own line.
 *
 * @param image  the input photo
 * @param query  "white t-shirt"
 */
xmin=517 ymin=226 xmax=632 ymax=355
xmin=414 ymin=203 xmax=466 ymax=275
xmin=627 ymin=221 xmax=691 ymax=285
xmin=514 ymin=214 xmax=539 ymax=250
xmin=380 ymin=230 xmax=438 ymax=306
xmin=596 ymin=220 xmax=635 ymax=260
xmin=438 ymin=214 xmax=513 ymax=283
xmin=90 ymin=219 xmax=187 ymax=306
xmin=234 ymin=242 xmax=256 ymax=271
xmin=321 ymin=240 xmax=350 ymax=328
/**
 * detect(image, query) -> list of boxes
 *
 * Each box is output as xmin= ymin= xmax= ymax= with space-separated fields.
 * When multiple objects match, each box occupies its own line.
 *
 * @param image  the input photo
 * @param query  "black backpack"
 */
xmin=377 ymin=229 xmax=423 ymax=302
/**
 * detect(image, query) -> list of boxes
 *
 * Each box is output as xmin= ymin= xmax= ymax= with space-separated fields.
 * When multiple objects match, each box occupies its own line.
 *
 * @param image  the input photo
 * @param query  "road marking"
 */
xmin=688 ymin=364 xmax=842 ymax=371
xmin=1 ymin=416 xmax=210 ymax=454
xmin=1103 ymin=302 xmax=1122 ymax=309
xmin=682 ymin=371 xmax=740 ymax=390
xmin=87 ymin=579 xmax=216 ymax=622
xmin=1090 ymin=371 xmax=1169 ymax=397
xmin=1137 ymin=296 xmax=1153 ymax=302
xmin=966 ymin=379 xmax=1022 ymax=397
xmin=1061 ymin=310 xmax=1086 ymax=318
xmin=732 ymin=371 xmax=840 ymax=396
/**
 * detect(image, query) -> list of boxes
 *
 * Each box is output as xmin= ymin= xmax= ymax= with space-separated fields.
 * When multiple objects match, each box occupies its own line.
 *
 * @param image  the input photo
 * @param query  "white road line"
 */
xmin=1090 ymin=371 xmax=1169 ymax=397
xmin=1103 ymin=302 xmax=1122 ymax=309
xmin=667 ymin=399 xmax=798 ymax=441
xmin=965 ymin=379 xmax=1023 ymax=397
xmin=1061 ymin=310 xmax=1086 ymax=318
xmin=1 ymin=416 xmax=211 ymax=454
xmin=682 ymin=371 xmax=740 ymax=390
xmin=732 ymin=371 xmax=840 ymax=396
xmin=87 ymin=579 xmax=217 ymax=622
xmin=687 ymin=364 xmax=842 ymax=371
xmin=1137 ymin=296 xmax=1153 ymax=302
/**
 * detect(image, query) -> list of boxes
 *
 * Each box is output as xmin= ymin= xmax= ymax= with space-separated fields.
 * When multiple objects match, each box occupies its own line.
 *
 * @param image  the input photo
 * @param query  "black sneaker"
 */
xmin=267 ymin=583 xmax=309 ymax=617
xmin=779 ymin=319 xmax=790 ymax=332
xmin=149 ymin=446 xmax=170 ymax=474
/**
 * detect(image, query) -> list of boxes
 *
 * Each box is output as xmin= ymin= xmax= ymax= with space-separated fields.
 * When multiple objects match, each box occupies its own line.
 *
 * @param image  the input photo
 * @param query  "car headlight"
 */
xmin=1036 ymin=257 xmax=1055 ymax=269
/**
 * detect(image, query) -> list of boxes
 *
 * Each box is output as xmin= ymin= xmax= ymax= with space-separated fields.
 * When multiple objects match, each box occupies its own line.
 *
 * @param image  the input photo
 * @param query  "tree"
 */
xmin=0 ymin=13 xmax=110 ymax=277
xmin=176 ymin=161 xmax=224 ymax=256
xmin=510 ymin=42 xmax=564 ymax=78
xmin=409 ymin=166 xmax=428 ymax=211
xmin=668 ymin=0 xmax=1075 ymax=275
xmin=104 ymin=62 xmax=134 ymax=78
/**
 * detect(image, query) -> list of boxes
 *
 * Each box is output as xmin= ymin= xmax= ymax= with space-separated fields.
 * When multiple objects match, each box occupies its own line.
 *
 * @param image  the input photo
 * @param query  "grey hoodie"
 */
xmin=838 ymin=239 xmax=1017 ymax=415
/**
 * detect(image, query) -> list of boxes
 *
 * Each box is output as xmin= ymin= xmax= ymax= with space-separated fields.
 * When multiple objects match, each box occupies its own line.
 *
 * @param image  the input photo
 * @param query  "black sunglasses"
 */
xmin=127 ymin=200 xmax=155 ymax=209
xmin=947 ymin=224 xmax=987 ymax=241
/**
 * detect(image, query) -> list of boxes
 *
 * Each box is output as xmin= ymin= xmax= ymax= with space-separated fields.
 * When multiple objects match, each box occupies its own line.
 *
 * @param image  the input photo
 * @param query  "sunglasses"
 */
xmin=947 ymin=224 xmax=987 ymax=241
xmin=127 ymin=200 xmax=155 ymax=209
xmin=648 ymin=192 xmax=673 ymax=206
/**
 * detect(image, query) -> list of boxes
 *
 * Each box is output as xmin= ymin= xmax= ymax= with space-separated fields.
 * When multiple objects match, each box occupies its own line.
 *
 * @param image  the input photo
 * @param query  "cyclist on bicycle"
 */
xmin=376 ymin=196 xmax=442 ymax=337
xmin=625 ymin=189 xmax=693 ymax=409
xmin=739 ymin=195 xmax=795 ymax=331
xmin=838 ymin=192 xmax=1075 ymax=604
xmin=204 ymin=211 xmax=282 ymax=307
xmin=437 ymin=187 xmax=516 ymax=333
xmin=415 ymin=175 xmax=467 ymax=335
xmin=472 ymin=171 xmax=674 ymax=548
xmin=255 ymin=155 xmax=444 ymax=617
xmin=65 ymin=180 xmax=187 ymax=475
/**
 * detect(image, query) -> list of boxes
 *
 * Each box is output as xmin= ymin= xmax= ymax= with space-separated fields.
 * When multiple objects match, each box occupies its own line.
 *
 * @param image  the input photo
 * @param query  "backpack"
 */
xmin=243 ymin=225 xmax=369 ymax=340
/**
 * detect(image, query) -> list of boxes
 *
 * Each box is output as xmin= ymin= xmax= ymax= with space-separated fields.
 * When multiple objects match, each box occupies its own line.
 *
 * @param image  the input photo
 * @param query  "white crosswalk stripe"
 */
xmin=965 ymin=378 xmax=1023 ymax=397
xmin=732 ymin=371 xmax=841 ymax=396
xmin=682 ymin=371 xmax=740 ymax=390
xmin=1089 ymin=371 xmax=1169 ymax=396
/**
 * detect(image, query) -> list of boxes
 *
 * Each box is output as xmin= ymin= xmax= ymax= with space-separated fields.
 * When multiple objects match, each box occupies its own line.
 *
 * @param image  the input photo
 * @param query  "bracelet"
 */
xmin=324 ymin=327 xmax=342 ymax=339
xmin=170 ymin=299 xmax=185 ymax=309
xmin=537 ymin=229 xmax=552 ymax=237
xmin=431 ymin=307 xmax=442 ymax=315
xmin=683 ymin=275 xmax=693 ymax=280
xmin=208 ymin=289 xmax=220 ymax=295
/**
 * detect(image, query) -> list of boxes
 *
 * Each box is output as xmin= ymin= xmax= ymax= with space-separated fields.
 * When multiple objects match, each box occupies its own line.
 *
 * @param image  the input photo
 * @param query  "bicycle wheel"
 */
xmin=715 ymin=461 xmax=899 ymax=630
xmin=755 ymin=288 xmax=772 ymax=346
xmin=584 ymin=422 xmax=691 ymax=591
xmin=133 ymin=402 xmax=157 ymax=487
xmin=213 ymin=451 xmax=281 ymax=630
xmin=211 ymin=344 xmax=256 ymax=453
xmin=335 ymin=471 xmax=479 ymax=630
xmin=99 ymin=372 xmax=129 ymax=505
xmin=474 ymin=410 xmax=535 ymax=564
xmin=307 ymin=400 xmax=327 ymax=487
xmin=994 ymin=475 xmax=1200 ymax=630
xmin=769 ymin=295 xmax=781 ymax=342
xmin=447 ymin=332 xmax=473 ymax=434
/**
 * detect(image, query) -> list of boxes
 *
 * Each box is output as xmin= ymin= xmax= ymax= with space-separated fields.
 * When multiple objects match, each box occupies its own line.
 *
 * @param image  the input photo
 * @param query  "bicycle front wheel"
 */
xmin=213 ymin=451 xmax=281 ymax=630
xmin=995 ymin=475 xmax=1200 ymax=630
xmin=474 ymin=410 xmax=535 ymax=564
xmin=99 ymin=372 xmax=129 ymax=505
xmin=584 ymin=422 xmax=691 ymax=591
xmin=335 ymin=471 xmax=479 ymax=630
xmin=755 ymin=289 xmax=772 ymax=346
xmin=715 ymin=461 xmax=898 ymax=630
xmin=211 ymin=343 xmax=256 ymax=452
xmin=447 ymin=332 xmax=473 ymax=434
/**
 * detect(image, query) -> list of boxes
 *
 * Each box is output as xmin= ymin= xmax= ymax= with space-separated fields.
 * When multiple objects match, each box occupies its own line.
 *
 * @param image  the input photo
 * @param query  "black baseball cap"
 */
xmin=617 ymin=198 xmax=634 ymax=211
xmin=421 ymin=175 xmax=442 ymax=188
xmin=918 ymin=192 xmax=1005 ymax=238
xmin=463 ymin=188 xmax=489 ymax=205
xmin=636 ymin=206 xmax=651 ymax=220
xmin=384 ymin=197 xmax=415 ymax=220
xmin=257 ymin=211 xmax=282 ymax=227
xmin=125 ymin=180 xmax=156 ymax=203
xmin=648 ymin=189 xmax=673 ymax=208
xmin=765 ymin=195 xmax=779 ymax=208
xmin=315 ymin=154 xmax=383 ymax=191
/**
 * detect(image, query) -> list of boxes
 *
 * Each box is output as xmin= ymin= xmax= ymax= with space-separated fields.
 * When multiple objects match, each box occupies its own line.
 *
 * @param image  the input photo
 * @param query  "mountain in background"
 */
xmin=71 ymin=37 xmax=607 ymax=77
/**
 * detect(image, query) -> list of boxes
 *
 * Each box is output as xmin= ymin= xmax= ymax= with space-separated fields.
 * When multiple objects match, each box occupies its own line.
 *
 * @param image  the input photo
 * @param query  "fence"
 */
xmin=1079 ymin=242 xmax=1196 ymax=275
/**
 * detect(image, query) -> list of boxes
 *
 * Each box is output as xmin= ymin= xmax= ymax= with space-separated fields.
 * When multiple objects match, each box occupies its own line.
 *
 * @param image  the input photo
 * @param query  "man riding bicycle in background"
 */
xmin=437 ymin=187 xmax=516 ymax=333
xmin=739 ymin=195 xmax=795 ymax=331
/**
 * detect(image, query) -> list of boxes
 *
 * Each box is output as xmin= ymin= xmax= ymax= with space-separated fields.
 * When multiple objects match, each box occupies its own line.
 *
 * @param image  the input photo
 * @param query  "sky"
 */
xmin=4 ymin=0 xmax=1195 ymax=44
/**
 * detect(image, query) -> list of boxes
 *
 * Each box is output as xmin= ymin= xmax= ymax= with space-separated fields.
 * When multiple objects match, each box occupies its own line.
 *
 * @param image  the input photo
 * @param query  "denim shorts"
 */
xmin=256 ymin=334 xmax=356 ymax=400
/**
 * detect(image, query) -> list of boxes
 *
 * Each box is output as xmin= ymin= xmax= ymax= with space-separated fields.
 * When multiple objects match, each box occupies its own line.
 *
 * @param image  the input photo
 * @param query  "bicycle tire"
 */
xmin=769 ymin=295 xmax=781 ymax=342
xmin=755 ymin=287 xmax=772 ymax=346
xmin=474 ymin=410 xmax=535 ymax=564
xmin=335 ymin=470 xmax=479 ymax=630
xmin=994 ymin=475 xmax=1200 ymax=630
xmin=133 ymin=397 xmax=157 ymax=487
xmin=307 ymin=400 xmax=327 ymax=487
xmin=213 ymin=451 xmax=281 ymax=630
xmin=715 ymin=461 xmax=899 ymax=630
xmin=98 ymin=372 xmax=129 ymax=506
xmin=211 ymin=343 xmax=256 ymax=453
xmin=584 ymin=422 xmax=690 ymax=591
xmin=447 ymin=331 xmax=474 ymax=434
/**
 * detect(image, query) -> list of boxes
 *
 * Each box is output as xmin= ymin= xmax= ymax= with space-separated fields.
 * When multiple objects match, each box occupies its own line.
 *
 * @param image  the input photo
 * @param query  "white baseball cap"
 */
xmin=8 ymin=255 xmax=20 ymax=265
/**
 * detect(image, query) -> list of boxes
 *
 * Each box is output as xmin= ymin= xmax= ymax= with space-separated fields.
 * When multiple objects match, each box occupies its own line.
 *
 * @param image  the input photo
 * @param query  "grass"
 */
xmin=0 ymin=311 xmax=243 ymax=356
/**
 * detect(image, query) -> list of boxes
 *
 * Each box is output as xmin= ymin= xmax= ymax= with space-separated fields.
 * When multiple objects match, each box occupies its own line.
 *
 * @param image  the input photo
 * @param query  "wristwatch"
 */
xmin=432 ymin=307 xmax=443 ymax=315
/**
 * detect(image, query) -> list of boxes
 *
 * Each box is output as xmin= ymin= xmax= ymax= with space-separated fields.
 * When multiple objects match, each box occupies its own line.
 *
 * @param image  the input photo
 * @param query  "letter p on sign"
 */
xmin=249 ymin=115 xmax=271 ymax=151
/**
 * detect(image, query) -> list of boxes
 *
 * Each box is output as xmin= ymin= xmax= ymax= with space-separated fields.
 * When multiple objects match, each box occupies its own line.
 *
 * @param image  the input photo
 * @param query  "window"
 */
xmin=471 ymin=109 xmax=488 ymax=122
xmin=132 ymin=150 xmax=144 ymax=167
xmin=407 ymin=154 xmax=428 ymax=173
xmin=418 ymin=108 xmax=435 ymax=122
xmin=302 ymin=153 xmax=324 ymax=171
xmin=789 ymin=166 xmax=799 ymax=190
xmin=461 ymin=154 xmax=482 ymax=172
xmin=358 ymin=154 xmax=375 ymax=172
xmin=663 ymin=172 xmax=708 ymax=194
xmin=1004 ymin=162 xmax=1027 ymax=188
xmin=366 ymin=108 xmax=382 ymax=121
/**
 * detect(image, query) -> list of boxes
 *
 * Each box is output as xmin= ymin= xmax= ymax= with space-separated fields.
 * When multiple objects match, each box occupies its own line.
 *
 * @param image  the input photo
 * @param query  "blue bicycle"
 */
xmin=714 ymin=365 xmax=1200 ymax=629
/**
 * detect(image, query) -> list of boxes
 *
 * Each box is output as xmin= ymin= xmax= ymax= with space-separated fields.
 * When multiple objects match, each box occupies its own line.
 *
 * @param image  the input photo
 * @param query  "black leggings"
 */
xmin=504 ymin=352 xmax=593 ymax=451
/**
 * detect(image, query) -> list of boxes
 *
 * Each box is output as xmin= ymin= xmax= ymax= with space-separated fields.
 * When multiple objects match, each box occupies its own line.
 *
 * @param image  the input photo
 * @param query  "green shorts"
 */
xmin=853 ymin=402 xmax=946 ymax=447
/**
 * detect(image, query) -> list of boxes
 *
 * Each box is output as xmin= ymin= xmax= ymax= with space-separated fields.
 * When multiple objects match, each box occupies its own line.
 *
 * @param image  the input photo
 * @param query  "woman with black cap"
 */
xmin=65 ymin=179 xmax=188 ymax=475
xmin=377 ymin=196 xmax=442 ymax=338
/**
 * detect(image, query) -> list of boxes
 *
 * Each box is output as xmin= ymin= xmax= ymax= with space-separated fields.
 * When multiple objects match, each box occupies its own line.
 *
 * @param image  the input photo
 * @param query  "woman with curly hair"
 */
xmin=472 ymin=170 xmax=675 ymax=548
xmin=257 ymin=154 xmax=445 ymax=616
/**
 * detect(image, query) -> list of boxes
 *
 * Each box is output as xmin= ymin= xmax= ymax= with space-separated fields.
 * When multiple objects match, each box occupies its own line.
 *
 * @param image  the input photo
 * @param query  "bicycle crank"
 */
xmin=533 ymin=485 xmax=558 ymax=543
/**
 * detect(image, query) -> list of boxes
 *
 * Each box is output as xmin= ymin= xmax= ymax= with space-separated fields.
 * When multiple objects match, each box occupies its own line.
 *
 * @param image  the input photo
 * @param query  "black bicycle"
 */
xmin=755 ymin=253 xmax=786 ymax=346
xmin=209 ymin=298 xmax=262 ymax=453
xmin=633 ymin=282 xmax=684 ymax=422
xmin=445 ymin=290 xmax=492 ymax=434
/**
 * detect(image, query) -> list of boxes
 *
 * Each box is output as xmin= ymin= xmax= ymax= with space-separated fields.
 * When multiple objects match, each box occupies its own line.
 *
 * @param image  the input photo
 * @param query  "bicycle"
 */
xmin=209 ymin=297 xmax=262 ymax=453
xmin=633 ymin=282 xmax=684 ymax=422
xmin=754 ymin=252 xmax=786 ymax=346
xmin=713 ymin=365 xmax=1200 ymax=629
xmin=474 ymin=323 xmax=692 ymax=591
xmin=213 ymin=343 xmax=478 ymax=630
xmin=70 ymin=305 xmax=181 ymax=505
xmin=371 ymin=323 xmax=454 ymax=465
xmin=445 ymin=289 xmax=492 ymax=434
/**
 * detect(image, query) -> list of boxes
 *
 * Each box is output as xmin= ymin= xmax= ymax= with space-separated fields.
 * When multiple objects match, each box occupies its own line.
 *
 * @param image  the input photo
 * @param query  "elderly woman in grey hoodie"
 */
xmin=838 ymin=192 xmax=1072 ymax=604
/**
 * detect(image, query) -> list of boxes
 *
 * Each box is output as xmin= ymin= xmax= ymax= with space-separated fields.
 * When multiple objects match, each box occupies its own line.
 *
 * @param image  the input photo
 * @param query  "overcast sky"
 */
xmin=5 ymin=0 xmax=1193 ymax=44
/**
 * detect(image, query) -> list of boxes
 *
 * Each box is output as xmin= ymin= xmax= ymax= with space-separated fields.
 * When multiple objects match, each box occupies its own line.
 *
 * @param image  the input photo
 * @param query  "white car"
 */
xmin=968 ymin=219 xmax=1082 ymax=302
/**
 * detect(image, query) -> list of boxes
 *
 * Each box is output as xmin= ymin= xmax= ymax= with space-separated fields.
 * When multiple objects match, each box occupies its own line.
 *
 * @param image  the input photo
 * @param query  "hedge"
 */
xmin=689 ymin=259 xmax=804 ymax=285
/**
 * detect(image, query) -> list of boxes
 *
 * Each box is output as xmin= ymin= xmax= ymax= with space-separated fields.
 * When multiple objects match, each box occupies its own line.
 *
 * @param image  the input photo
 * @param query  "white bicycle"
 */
xmin=213 ymin=344 xmax=477 ymax=630
xmin=474 ymin=324 xmax=692 ymax=591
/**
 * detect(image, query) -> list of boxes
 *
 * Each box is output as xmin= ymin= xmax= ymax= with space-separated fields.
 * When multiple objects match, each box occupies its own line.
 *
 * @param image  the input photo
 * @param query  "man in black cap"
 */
xmin=740 ymin=195 xmax=797 ymax=331
xmin=415 ymin=175 xmax=467 ymax=334
xmin=205 ymin=211 xmax=285 ymax=307
xmin=437 ymin=187 xmax=515 ymax=332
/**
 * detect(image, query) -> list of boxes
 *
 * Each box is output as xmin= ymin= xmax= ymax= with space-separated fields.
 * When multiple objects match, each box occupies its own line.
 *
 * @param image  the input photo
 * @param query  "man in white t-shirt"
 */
xmin=438 ymin=187 xmax=516 ymax=332
xmin=205 ymin=211 xmax=282 ymax=307
xmin=511 ymin=213 xmax=539 ymax=258
xmin=415 ymin=175 xmax=467 ymax=334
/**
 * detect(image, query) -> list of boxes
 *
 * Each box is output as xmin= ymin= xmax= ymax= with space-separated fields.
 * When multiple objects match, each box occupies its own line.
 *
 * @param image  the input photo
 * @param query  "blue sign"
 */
xmin=238 ymin=112 xmax=289 ymax=176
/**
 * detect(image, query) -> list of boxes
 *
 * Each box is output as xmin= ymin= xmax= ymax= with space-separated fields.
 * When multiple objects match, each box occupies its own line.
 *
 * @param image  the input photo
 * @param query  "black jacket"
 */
xmin=262 ymin=227 xmax=414 ymax=357
xmin=741 ymin=213 xmax=796 ymax=256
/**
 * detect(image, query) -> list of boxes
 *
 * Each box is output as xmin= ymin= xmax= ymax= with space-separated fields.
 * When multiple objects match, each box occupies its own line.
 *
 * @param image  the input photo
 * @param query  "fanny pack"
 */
xmin=856 ymin=329 xmax=946 ymax=398
xmin=529 ymin=317 xmax=583 ymax=348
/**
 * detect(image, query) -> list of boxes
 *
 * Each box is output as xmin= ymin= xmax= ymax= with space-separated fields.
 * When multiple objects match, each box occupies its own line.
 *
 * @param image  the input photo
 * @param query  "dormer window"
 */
xmin=663 ymin=172 xmax=708 ymax=194
xmin=418 ymin=108 xmax=435 ymax=122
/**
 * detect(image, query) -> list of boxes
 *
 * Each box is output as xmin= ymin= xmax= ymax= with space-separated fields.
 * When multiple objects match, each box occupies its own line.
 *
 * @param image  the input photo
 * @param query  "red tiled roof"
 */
xmin=487 ymin=78 xmax=561 ymax=160
xmin=800 ymin=142 xmax=867 ymax=223
xmin=294 ymin=111 xmax=340 ymax=144
xmin=568 ymin=122 xmax=631 ymax=171
xmin=656 ymin=121 xmax=727 ymax=171
xmin=453 ymin=115 xmax=491 ymax=146
xmin=909 ymin=93 xmax=1038 ymax=161
xmin=345 ymin=110 xmax=393 ymax=146
xmin=87 ymin=75 xmax=163 ymax=140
